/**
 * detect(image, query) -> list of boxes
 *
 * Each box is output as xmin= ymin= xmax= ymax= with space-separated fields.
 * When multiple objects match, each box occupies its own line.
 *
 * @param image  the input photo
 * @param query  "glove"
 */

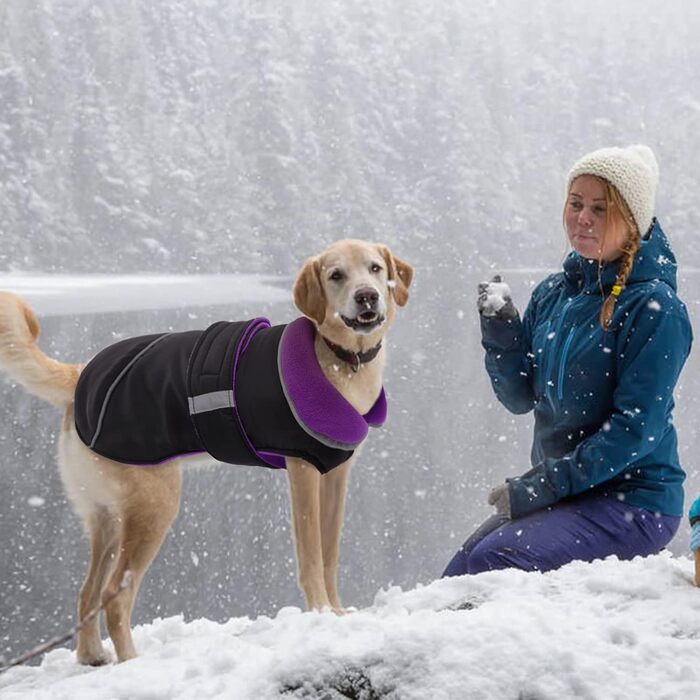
xmin=488 ymin=483 xmax=512 ymax=518
xmin=477 ymin=275 xmax=518 ymax=320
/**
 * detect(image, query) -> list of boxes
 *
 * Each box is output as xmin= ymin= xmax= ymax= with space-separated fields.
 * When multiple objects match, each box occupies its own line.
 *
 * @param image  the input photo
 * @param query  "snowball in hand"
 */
xmin=477 ymin=275 xmax=515 ymax=319
xmin=481 ymin=282 xmax=512 ymax=316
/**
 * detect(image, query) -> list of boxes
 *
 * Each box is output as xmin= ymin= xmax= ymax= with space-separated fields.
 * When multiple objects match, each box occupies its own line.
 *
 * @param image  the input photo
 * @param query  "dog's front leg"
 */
xmin=286 ymin=457 xmax=332 ymax=610
xmin=319 ymin=458 xmax=353 ymax=612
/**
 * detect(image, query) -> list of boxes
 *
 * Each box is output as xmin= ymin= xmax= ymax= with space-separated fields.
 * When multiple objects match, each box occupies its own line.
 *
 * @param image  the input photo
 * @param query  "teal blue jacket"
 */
xmin=690 ymin=497 xmax=700 ymax=526
xmin=481 ymin=221 xmax=692 ymax=519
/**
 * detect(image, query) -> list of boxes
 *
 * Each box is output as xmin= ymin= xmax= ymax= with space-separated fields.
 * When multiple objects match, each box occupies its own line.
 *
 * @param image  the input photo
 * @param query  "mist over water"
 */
xmin=2 ymin=0 xmax=700 ymax=663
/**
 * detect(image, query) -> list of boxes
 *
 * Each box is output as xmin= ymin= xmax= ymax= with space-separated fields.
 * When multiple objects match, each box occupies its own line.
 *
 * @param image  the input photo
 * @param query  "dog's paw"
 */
xmin=76 ymin=629 xmax=113 ymax=666
xmin=77 ymin=648 xmax=113 ymax=667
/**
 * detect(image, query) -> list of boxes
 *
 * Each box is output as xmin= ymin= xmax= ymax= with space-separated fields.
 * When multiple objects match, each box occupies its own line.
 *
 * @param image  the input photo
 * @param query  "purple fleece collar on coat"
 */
xmin=278 ymin=317 xmax=387 ymax=450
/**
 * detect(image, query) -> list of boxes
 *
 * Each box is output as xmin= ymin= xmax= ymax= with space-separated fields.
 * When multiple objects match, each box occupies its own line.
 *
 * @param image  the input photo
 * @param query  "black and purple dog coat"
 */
xmin=74 ymin=317 xmax=387 ymax=474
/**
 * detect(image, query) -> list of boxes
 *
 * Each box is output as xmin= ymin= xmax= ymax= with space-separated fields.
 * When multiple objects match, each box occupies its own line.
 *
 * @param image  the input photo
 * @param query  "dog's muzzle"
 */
xmin=341 ymin=287 xmax=385 ymax=333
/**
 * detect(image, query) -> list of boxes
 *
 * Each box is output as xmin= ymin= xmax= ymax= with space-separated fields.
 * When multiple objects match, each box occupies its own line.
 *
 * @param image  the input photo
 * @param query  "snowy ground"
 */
xmin=1 ymin=553 xmax=698 ymax=700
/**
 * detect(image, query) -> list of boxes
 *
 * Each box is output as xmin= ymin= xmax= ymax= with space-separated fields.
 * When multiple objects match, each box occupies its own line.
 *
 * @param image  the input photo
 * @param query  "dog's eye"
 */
xmin=370 ymin=263 xmax=383 ymax=274
xmin=329 ymin=270 xmax=344 ymax=282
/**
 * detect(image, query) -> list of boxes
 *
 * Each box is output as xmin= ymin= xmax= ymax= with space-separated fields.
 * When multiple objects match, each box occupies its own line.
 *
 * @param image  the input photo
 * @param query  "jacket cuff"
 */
xmin=480 ymin=314 xmax=524 ymax=352
xmin=507 ymin=468 xmax=559 ymax=519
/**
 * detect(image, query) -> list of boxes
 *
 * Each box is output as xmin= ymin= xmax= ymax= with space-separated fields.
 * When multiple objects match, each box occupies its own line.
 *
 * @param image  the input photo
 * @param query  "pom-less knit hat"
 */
xmin=566 ymin=144 xmax=659 ymax=236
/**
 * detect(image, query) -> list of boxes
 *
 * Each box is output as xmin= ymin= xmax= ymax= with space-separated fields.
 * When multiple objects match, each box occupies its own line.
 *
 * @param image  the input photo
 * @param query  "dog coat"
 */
xmin=74 ymin=317 xmax=387 ymax=474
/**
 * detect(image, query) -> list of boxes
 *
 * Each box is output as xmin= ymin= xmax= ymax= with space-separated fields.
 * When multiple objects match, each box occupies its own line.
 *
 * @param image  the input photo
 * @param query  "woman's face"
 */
xmin=565 ymin=175 xmax=629 ymax=262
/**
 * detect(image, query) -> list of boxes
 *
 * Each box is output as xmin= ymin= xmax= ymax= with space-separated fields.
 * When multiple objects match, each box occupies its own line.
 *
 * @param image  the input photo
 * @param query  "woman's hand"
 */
xmin=477 ymin=275 xmax=518 ymax=320
xmin=488 ymin=483 xmax=512 ymax=518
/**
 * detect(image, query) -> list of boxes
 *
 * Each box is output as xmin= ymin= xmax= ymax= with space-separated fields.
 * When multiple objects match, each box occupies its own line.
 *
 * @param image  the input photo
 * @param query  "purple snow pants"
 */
xmin=442 ymin=494 xmax=680 ymax=577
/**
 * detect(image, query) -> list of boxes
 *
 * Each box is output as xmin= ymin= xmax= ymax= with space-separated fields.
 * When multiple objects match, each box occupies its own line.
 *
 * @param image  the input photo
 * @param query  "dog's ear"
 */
xmin=293 ymin=256 xmax=327 ymax=325
xmin=379 ymin=246 xmax=414 ymax=307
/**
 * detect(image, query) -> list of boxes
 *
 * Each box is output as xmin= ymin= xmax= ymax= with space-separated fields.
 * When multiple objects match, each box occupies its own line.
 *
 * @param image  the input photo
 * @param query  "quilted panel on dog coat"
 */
xmin=74 ymin=317 xmax=386 ymax=474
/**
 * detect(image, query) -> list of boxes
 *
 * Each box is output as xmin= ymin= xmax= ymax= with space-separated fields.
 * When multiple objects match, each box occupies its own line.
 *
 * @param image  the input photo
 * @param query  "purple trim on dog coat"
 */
xmin=363 ymin=388 xmax=387 ymax=427
xmin=278 ymin=317 xmax=387 ymax=451
xmin=257 ymin=451 xmax=287 ymax=469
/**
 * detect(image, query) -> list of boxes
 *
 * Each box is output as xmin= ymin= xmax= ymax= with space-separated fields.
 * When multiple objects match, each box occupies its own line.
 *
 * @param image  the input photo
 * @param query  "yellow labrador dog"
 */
xmin=0 ymin=239 xmax=412 ymax=665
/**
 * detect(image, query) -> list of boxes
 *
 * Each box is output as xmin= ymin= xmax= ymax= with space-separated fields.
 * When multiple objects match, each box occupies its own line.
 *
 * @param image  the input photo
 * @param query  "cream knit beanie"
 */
xmin=566 ymin=145 xmax=659 ymax=236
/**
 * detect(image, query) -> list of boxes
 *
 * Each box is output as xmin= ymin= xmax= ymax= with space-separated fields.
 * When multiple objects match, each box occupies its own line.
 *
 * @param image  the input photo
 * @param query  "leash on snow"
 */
xmin=0 ymin=570 xmax=133 ymax=675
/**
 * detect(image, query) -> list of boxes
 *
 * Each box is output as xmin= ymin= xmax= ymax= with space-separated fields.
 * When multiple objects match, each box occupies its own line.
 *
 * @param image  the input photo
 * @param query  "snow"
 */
xmin=1 ymin=553 xmax=698 ymax=699
xmin=479 ymin=280 xmax=512 ymax=318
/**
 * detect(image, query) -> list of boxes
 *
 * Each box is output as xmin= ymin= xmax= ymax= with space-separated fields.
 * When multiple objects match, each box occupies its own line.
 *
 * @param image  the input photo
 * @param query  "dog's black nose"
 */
xmin=354 ymin=287 xmax=379 ymax=308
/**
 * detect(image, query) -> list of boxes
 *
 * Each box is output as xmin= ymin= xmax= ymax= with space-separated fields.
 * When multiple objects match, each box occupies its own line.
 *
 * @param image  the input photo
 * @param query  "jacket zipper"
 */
xmin=539 ymin=319 xmax=552 ymax=398
xmin=544 ymin=297 xmax=574 ymax=404
xmin=557 ymin=325 xmax=577 ymax=402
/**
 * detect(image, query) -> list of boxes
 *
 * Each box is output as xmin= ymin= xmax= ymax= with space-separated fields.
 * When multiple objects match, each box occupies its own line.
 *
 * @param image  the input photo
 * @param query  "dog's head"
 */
xmin=293 ymin=240 xmax=413 ymax=348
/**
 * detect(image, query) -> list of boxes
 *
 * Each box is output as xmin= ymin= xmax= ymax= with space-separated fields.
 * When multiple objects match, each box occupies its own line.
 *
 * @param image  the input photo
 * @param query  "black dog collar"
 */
xmin=322 ymin=336 xmax=382 ymax=373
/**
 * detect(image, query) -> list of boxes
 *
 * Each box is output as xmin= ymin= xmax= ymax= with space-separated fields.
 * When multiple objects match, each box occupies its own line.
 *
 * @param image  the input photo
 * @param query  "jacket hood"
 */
xmin=563 ymin=219 xmax=678 ymax=294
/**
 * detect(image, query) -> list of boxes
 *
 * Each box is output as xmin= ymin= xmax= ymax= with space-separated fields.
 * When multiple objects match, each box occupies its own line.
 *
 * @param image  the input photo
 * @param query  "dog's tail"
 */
xmin=0 ymin=292 xmax=80 ymax=408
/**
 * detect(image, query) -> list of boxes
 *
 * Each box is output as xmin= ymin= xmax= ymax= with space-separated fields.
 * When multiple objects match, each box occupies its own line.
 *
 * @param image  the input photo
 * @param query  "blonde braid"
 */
xmin=599 ymin=182 xmax=641 ymax=330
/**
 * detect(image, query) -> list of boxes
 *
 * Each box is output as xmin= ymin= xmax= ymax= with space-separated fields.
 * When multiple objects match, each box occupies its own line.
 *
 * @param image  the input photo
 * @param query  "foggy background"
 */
xmin=2 ymin=0 xmax=700 ymax=663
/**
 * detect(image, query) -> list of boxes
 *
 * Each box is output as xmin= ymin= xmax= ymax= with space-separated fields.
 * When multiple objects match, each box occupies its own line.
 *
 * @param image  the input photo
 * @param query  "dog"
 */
xmin=0 ymin=239 xmax=413 ymax=665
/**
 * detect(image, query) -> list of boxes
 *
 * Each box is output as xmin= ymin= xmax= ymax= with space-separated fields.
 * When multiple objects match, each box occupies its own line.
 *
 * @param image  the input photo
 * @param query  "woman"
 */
xmin=444 ymin=145 xmax=693 ymax=576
